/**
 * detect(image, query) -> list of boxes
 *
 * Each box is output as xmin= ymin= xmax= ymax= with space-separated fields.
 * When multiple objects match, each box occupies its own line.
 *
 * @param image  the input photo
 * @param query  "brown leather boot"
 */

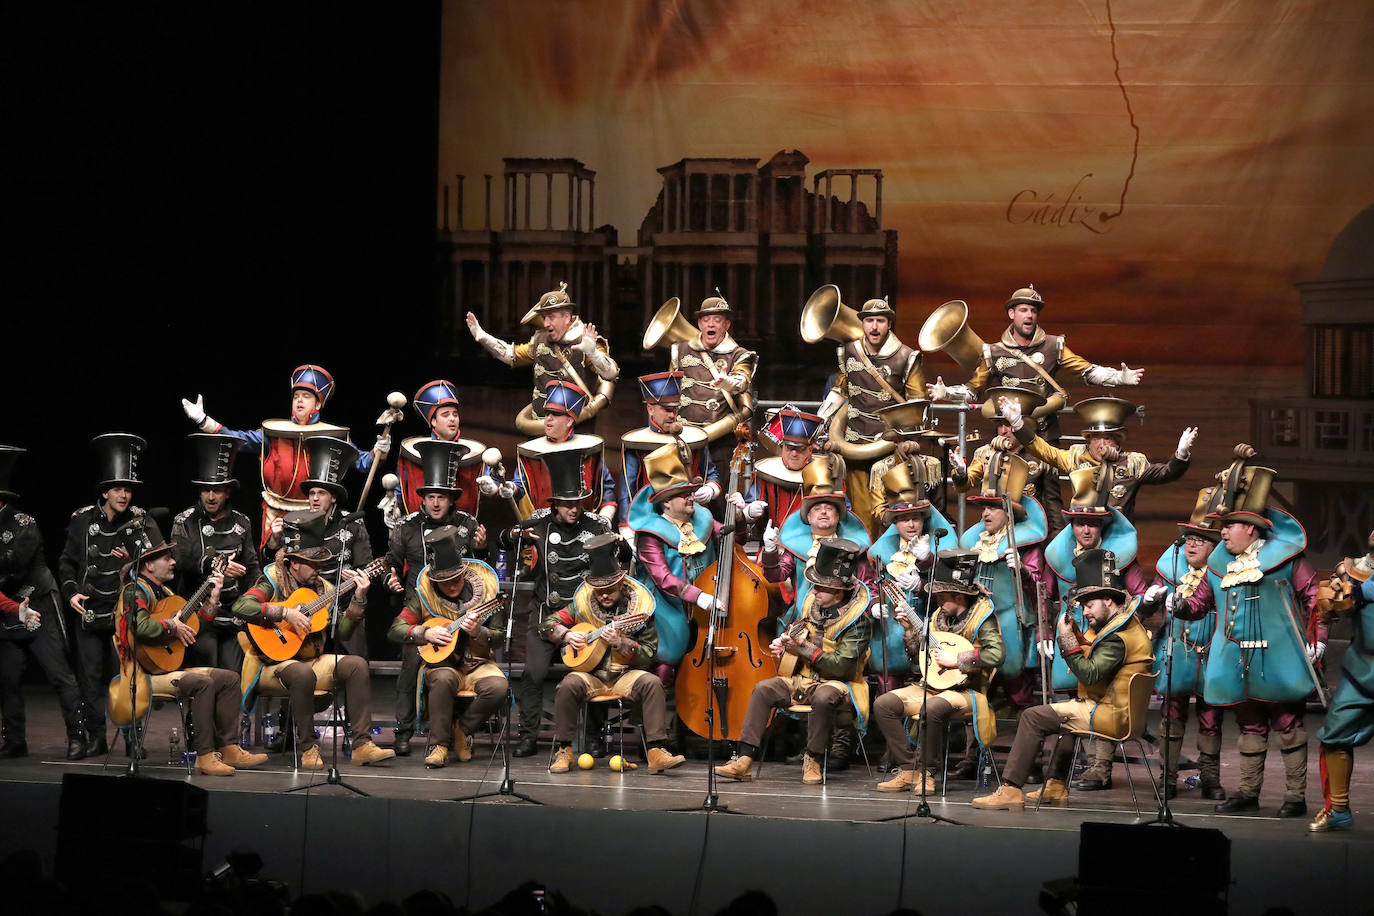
xmin=1025 ymin=778 xmax=1070 ymax=806
xmin=802 ymin=753 xmax=823 ymax=785
xmin=425 ymin=745 xmax=449 ymax=769
xmin=878 ymin=769 xmax=935 ymax=793
xmin=195 ymin=751 xmax=237 ymax=777
xmin=549 ymin=746 xmax=574 ymax=773
xmin=454 ymin=725 xmax=473 ymax=762
xmin=714 ymin=755 xmax=754 ymax=781
xmin=300 ymin=745 xmax=325 ymax=770
xmin=218 ymin=745 xmax=268 ymax=770
xmin=647 ymin=747 xmax=685 ymax=774
xmin=971 ymin=784 xmax=1025 ymax=810
xmin=351 ymin=741 xmax=396 ymax=766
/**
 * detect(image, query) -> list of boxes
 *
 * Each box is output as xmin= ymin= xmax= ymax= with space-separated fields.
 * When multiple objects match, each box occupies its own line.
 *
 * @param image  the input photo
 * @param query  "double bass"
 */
xmin=676 ymin=425 xmax=785 ymax=740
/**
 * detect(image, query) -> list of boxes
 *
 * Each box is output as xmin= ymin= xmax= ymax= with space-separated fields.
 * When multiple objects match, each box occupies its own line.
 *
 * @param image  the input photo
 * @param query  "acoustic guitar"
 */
xmin=246 ymin=558 xmax=387 ymax=662
xmin=774 ymin=617 xmax=815 ymax=678
xmin=135 ymin=555 xmax=228 ymax=675
xmin=876 ymin=579 xmax=974 ymax=691
xmin=560 ymin=612 xmax=651 ymax=673
xmin=416 ymin=595 xmax=505 ymax=665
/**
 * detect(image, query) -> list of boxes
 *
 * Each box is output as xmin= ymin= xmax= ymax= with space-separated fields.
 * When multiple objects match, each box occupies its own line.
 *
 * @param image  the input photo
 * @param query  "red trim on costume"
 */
xmin=0 ymin=590 xmax=20 ymax=614
xmin=809 ymin=647 xmax=823 ymax=664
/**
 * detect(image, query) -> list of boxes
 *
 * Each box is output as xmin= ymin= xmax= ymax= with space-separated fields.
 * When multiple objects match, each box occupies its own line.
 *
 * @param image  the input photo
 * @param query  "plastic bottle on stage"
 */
xmin=168 ymin=726 xmax=181 ymax=766
xmin=979 ymin=752 xmax=993 ymax=789
xmin=495 ymin=549 xmax=512 ymax=582
xmin=263 ymin=714 xmax=278 ymax=749
xmin=240 ymin=713 xmax=252 ymax=750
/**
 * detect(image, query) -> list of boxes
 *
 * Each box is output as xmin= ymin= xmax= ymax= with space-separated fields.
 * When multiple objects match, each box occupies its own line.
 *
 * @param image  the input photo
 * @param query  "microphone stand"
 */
xmin=287 ymin=559 xmax=367 ymax=796
xmin=454 ymin=526 xmax=541 ymax=804
xmin=878 ymin=530 xmax=962 ymax=825
xmin=1145 ymin=537 xmax=1187 ymax=828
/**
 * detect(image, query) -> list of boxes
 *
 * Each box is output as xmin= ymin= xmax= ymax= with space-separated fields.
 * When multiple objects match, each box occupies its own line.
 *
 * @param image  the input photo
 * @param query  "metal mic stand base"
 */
xmin=285 ymin=763 xmax=370 ymax=797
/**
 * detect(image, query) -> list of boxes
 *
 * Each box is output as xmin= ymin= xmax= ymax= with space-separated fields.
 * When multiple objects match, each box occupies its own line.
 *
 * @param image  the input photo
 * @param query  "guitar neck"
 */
xmin=304 ymin=580 xmax=355 ymax=614
xmin=178 ymin=576 xmax=218 ymax=623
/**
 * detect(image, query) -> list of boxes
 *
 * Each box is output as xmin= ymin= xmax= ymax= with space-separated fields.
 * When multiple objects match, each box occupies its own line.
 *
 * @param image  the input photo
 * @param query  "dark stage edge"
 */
xmin=3 ymin=749 xmax=1372 ymax=916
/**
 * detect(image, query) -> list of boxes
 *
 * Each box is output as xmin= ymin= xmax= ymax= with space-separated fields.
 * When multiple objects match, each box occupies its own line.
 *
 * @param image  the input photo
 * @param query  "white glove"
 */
xmin=948 ymin=450 xmax=967 ymax=472
xmin=373 ymin=434 xmax=391 ymax=460
xmin=497 ymin=482 xmax=517 ymax=500
xmin=619 ymin=526 xmax=637 ymax=558
xmin=692 ymin=483 xmax=718 ymax=505
xmin=695 ymin=591 xmax=715 ymax=611
xmin=1143 ymin=583 xmax=1168 ymax=604
xmin=894 ymin=569 xmax=922 ymax=593
xmin=745 ymin=500 xmax=766 ymax=520
xmin=762 ymin=520 xmax=780 ymax=553
xmin=726 ymin=492 xmax=746 ymax=512
xmin=19 ymin=600 xmax=40 ymax=631
xmin=998 ymin=396 xmax=1023 ymax=428
xmin=910 ymin=537 xmax=932 ymax=562
xmin=1004 ymin=548 xmax=1019 ymax=572
xmin=379 ymin=494 xmax=403 ymax=530
xmin=465 ymin=312 xmax=483 ymax=336
xmin=476 ymin=475 xmax=500 ymax=496
xmin=1306 ymin=642 xmax=1326 ymax=664
xmin=1164 ymin=590 xmax=1184 ymax=614
xmin=577 ymin=331 xmax=599 ymax=357
xmin=1176 ymin=427 xmax=1199 ymax=460
xmin=927 ymin=376 xmax=949 ymax=402
xmin=1038 ymin=639 xmax=1055 ymax=660
xmin=1119 ymin=364 xmax=1144 ymax=385
xmin=181 ymin=394 xmax=206 ymax=425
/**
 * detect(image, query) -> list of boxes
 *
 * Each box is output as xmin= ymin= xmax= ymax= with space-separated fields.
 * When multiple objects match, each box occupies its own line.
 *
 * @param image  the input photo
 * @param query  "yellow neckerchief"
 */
xmin=974 ymin=524 xmax=1008 ymax=563
xmin=1178 ymin=563 xmax=1207 ymax=598
xmin=675 ymin=517 xmax=706 ymax=556
xmin=885 ymin=533 xmax=928 ymax=578
xmin=1220 ymin=538 xmax=1264 ymax=588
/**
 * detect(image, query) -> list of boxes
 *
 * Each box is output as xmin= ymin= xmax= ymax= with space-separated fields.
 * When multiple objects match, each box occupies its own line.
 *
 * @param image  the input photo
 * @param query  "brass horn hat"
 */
xmin=642 ymin=297 xmax=697 ymax=351
xmin=801 ymin=285 xmax=863 ymax=344
xmin=918 ymin=299 xmax=985 ymax=373
xmin=520 ymin=280 xmax=575 ymax=326
xmin=1178 ymin=488 xmax=1223 ymax=543
xmin=1062 ymin=467 xmax=1113 ymax=519
xmin=967 ymin=450 xmax=1031 ymax=518
xmin=881 ymin=461 xmax=932 ymax=522
xmin=981 ymin=386 xmax=1048 ymax=423
xmin=643 ymin=441 xmax=700 ymax=504
xmin=857 ymin=295 xmax=896 ymax=320
xmin=799 ymin=455 xmax=847 ymax=516
xmin=878 ymin=400 xmax=932 ymax=441
xmin=1211 ymin=465 xmax=1277 ymax=530
xmin=1074 ymin=397 xmax=1136 ymax=436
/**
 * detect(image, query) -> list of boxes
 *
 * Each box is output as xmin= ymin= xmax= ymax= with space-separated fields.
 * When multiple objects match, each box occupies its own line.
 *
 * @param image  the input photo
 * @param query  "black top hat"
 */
xmin=415 ymin=439 xmax=469 ymax=497
xmin=1070 ymin=547 xmax=1128 ymax=605
xmin=300 ymin=436 xmax=359 ymax=502
xmin=131 ymin=517 xmax=174 ymax=569
xmin=424 ymin=524 xmax=473 ymax=583
xmin=0 ymin=446 xmax=25 ymax=501
xmin=584 ymin=532 xmax=629 ymax=588
xmin=929 ymin=549 xmax=983 ymax=597
xmin=281 ymin=509 xmax=335 ymax=565
xmin=93 ymin=432 xmax=146 ymax=491
xmin=803 ymin=537 xmax=863 ymax=591
xmin=189 ymin=433 xmax=242 ymax=489
xmin=541 ymin=448 xmax=592 ymax=503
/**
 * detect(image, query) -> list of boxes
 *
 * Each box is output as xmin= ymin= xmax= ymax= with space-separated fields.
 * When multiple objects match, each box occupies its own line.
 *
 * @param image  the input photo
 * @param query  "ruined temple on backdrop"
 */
xmin=436 ymin=150 xmax=897 ymax=355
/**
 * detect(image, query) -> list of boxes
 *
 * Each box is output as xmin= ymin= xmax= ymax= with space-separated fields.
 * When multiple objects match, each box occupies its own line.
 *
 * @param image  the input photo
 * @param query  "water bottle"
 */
xmin=495 ymin=549 xmax=511 ymax=582
xmin=167 ymin=726 xmax=181 ymax=766
xmin=978 ymin=751 xmax=993 ymax=789
xmin=263 ymin=713 xmax=278 ymax=748
xmin=240 ymin=713 xmax=252 ymax=750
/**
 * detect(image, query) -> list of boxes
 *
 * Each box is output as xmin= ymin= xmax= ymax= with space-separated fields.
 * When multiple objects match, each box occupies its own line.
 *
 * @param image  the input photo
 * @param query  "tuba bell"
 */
xmin=918 ymin=299 xmax=985 ymax=373
xmin=642 ymin=297 xmax=698 ymax=351
xmin=800 ymin=285 xmax=864 ymax=344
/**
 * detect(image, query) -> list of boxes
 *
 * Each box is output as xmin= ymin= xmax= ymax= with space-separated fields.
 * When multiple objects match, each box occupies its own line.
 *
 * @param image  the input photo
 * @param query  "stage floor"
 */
xmin=4 ymin=685 xmax=1372 ymax=915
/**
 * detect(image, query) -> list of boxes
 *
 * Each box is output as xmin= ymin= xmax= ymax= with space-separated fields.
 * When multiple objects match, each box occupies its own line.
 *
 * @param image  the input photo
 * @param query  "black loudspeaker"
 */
xmin=56 ymin=774 xmax=209 ymax=900
xmin=1074 ymin=822 xmax=1230 ymax=916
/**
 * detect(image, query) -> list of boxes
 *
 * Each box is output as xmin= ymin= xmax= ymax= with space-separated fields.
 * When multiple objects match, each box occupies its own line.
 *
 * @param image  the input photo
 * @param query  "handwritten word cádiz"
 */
xmin=1006 ymin=174 xmax=1108 ymax=234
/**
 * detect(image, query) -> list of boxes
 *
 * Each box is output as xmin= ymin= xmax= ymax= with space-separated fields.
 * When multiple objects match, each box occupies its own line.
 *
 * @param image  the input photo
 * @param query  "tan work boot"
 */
xmin=1025 ymin=778 xmax=1070 ymax=806
xmin=549 ymin=745 xmax=574 ymax=773
xmin=351 ymin=741 xmax=396 ymax=766
xmin=647 ymin=747 xmax=685 ymax=774
xmin=971 ymin=784 xmax=1025 ymax=810
xmin=802 ymin=753 xmax=824 ymax=785
xmin=194 ymin=751 xmax=236 ymax=777
xmin=713 ymin=755 xmax=754 ymax=781
xmin=218 ymin=745 xmax=268 ymax=770
xmin=425 ymin=745 xmax=449 ymax=769
xmin=877 ymin=769 xmax=936 ymax=793
xmin=300 ymin=745 xmax=325 ymax=770
xmin=454 ymin=725 xmax=473 ymax=762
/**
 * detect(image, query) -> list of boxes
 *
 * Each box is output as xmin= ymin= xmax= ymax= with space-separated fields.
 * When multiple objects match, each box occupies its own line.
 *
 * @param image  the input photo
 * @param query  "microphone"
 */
xmin=717 ymin=523 xmax=737 ymax=538
xmin=1173 ymin=534 xmax=1187 ymax=547
xmin=932 ymin=528 xmax=950 ymax=540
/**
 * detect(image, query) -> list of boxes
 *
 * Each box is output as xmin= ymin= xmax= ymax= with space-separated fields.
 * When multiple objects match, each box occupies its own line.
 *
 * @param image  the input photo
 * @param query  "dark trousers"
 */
xmin=552 ymin=671 xmax=668 ymax=744
xmin=73 ymin=623 xmax=118 ymax=733
xmin=276 ymin=655 xmax=374 ymax=752
xmin=173 ymin=668 xmax=242 ymax=753
xmin=1002 ymin=704 xmax=1077 ymax=787
xmin=0 ymin=624 xmax=83 ymax=742
xmin=185 ymin=624 xmax=245 ymax=673
xmin=517 ymin=607 xmax=557 ymax=741
xmin=873 ymin=690 xmax=960 ymax=771
xmin=425 ymin=668 xmax=507 ymax=747
xmin=738 ymin=677 xmax=848 ymax=757
xmin=394 ymin=643 xmax=421 ymax=737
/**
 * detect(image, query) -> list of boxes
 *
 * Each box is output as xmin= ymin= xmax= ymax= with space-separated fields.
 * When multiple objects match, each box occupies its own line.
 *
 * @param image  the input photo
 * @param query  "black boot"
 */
xmin=0 ymin=740 xmax=28 ymax=759
xmin=512 ymin=736 xmax=538 ymax=758
xmin=66 ymin=732 xmax=87 ymax=760
xmin=826 ymin=727 xmax=855 ymax=773
xmin=1215 ymin=794 xmax=1259 ymax=814
xmin=85 ymin=732 xmax=109 ymax=757
xmin=586 ymin=735 xmax=608 ymax=759
xmin=392 ymin=731 xmax=412 ymax=757
xmin=1277 ymin=799 xmax=1308 ymax=818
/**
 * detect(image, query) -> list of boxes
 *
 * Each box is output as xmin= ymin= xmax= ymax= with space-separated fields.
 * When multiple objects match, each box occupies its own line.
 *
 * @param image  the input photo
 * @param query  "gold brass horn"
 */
xmin=918 ymin=299 xmax=985 ymax=373
xmin=642 ymin=297 xmax=697 ymax=351
xmin=801 ymin=285 xmax=864 ymax=344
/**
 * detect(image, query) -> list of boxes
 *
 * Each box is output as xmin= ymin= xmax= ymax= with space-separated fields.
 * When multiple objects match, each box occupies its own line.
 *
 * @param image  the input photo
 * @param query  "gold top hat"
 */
xmin=1178 ymin=488 xmax=1224 ymax=542
xmin=1074 ymin=397 xmax=1136 ymax=436
xmin=981 ymin=386 xmax=1048 ymax=423
xmin=1215 ymin=465 xmax=1277 ymax=530
xmin=878 ymin=400 xmax=931 ymax=441
xmin=520 ymin=280 xmax=575 ymax=325
xmin=644 ymin=441 xmax=700 ymax=503
xmin=968 ymin=450 xmax=1030 ymax=517
xmin=800 ymin=455 xmax=846 ymax=514
xmin=881 ymin=462 xmax=931 ymax=521
xmin=857 ymin=295 xmax=896 ymax=320
xmin=1063 ymin=466 xmax=1112 ymax=518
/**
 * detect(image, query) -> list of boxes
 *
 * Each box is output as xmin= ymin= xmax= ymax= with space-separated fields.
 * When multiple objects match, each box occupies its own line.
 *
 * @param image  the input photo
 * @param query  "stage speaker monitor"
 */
xmin=1074 ymin=821 xmax=1229 ymax=916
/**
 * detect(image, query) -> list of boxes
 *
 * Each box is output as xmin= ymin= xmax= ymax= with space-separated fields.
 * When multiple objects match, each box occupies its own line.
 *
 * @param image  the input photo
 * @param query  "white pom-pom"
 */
xmin=381 ymin=473 xmax=400 ymax=490
xmin=481 ymin=447 xmax=502 ymax=466
xmin=387 ymin=391 xmax=407 ymax=408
